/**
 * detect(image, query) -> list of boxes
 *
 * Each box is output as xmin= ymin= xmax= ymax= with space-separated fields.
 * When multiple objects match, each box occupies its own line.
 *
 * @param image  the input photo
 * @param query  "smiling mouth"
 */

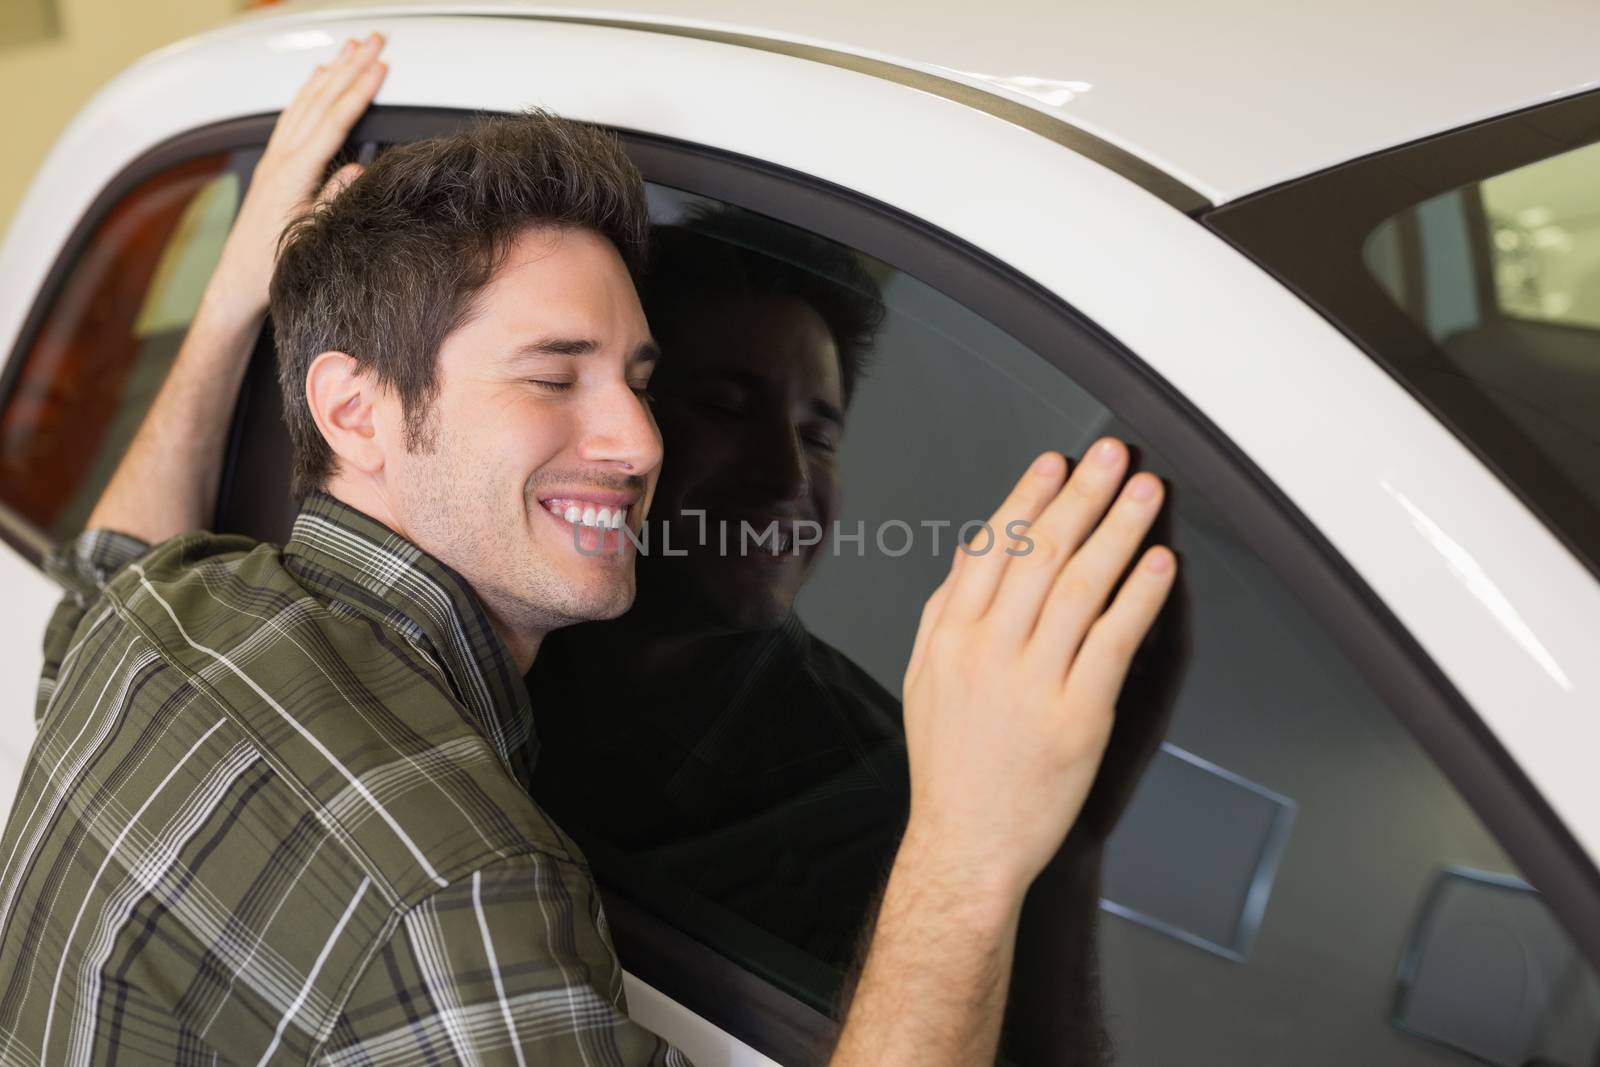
xmin=540 ymin=498 xmax=631 ymax=531
xmin=537 ymin=496 xmax=638 ymax=559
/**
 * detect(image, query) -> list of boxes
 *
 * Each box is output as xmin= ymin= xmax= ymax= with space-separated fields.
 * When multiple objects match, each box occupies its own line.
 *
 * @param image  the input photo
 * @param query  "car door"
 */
xmin=530 ymin=125 xmax=1600 ymax=1067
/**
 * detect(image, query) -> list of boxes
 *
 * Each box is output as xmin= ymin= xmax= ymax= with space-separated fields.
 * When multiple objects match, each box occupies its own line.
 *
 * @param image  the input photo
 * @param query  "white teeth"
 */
xmin=548 ymin=501 xmax=629 ymax=529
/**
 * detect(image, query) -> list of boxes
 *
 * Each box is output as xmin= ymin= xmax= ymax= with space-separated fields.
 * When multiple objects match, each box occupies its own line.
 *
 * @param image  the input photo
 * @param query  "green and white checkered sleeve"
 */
xmin=36 ymin=528 xmax=151 ymax=725
xmin=320 ymin=851 xmax=693 ymax=1067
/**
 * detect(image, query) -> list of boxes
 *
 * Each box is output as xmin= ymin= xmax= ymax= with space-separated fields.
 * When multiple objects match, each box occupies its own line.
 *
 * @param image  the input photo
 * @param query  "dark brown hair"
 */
xmin=640 ymin=206 xmax=884 ymax=404
xmin=269 ymin=110 xmax=649 ymax=498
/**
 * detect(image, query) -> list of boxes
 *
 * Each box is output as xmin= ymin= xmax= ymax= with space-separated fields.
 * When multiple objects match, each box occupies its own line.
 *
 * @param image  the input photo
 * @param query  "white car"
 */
xmin=1 ymin=2 xmax=1597 ymax=1064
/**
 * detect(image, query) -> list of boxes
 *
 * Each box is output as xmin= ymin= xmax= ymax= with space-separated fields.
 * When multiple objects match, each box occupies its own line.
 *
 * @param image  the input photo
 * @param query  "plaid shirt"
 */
xmin=0 ymin=492 xmax=689 ymax=1066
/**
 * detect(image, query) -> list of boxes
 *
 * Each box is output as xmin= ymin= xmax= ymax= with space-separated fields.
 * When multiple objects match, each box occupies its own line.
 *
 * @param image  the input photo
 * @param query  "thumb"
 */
xmin=315 ymin=162 xmax=364 ymax=207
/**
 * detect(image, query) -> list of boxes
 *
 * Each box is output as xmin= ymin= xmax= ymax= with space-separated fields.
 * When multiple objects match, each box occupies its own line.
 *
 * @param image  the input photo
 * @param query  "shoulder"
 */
xmin=798 ymin=623 xmax=903 ymax=731
xmin=93 ymin=531 xmax=580 ymax=902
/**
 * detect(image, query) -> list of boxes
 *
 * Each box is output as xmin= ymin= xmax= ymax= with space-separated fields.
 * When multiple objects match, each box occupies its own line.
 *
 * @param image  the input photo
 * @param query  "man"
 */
xmin=0 ymin=37 xmax=1176 ymax=1067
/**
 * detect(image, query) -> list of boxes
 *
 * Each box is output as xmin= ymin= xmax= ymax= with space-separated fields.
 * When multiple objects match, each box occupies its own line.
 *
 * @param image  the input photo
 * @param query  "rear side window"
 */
xmin=530 ymin=184 xmax=1600 ymax=1065
xmin=1208 ymin=89 xmax=1600 ymax=581
xmin=0 ymin=153 xmax=245 ymax=540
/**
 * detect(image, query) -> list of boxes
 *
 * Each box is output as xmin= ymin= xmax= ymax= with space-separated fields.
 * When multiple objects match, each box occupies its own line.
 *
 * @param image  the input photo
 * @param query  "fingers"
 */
xmin=1061 ymin=546 xmax=1177 ymax=710
xmin=1027 ymin=469 xmax=1166 ymax=665
xmin=282 ymin=39 xmax=350 ymax=114
xmin=943 ymin=451 xmax=1068 ymax=620
xmin=323 ymin=55 xmax=388 ymax=134
xmin=274 ymin=33 xmax=385 ymax=150
xmin=301 ymin=33 xmax=386 ymax=135
xmin=987 ymin=437 xmax=1132 ymax=638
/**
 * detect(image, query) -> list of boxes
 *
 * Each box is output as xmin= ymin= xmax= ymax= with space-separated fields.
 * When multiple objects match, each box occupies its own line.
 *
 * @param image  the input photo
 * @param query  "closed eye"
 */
xmin=528 ymin=380 xmax=575 ymax=393
xmin=804 ymin=431 xmax=839 ymax=453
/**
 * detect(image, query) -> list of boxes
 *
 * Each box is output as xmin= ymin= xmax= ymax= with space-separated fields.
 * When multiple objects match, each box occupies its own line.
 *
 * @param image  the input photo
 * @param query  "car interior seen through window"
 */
xmin=0 ymin=153 xmax=248 ymax=542
xmin=1362 ymin=137 xmax=1600 ymax=564
xmin=1209 ymin=89 xmax=1600 ymax=586
xmin=4 ymin=126 xmax=1599 ymax=1067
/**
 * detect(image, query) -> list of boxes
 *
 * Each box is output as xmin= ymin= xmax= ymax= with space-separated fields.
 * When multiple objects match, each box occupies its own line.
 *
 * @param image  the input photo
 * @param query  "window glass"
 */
xmin=1359 ymin=140 xmax=1600 ymax=559
xmin=0 ymin=153 xmax=244 ymax=538
xmin=1483 ymin=141 xmax=1600 ymax=330
xmin=1211 ymin=97 xmax=1600 ymax=579
xmin=529 ymin=189 xmax=1599 ymax=1065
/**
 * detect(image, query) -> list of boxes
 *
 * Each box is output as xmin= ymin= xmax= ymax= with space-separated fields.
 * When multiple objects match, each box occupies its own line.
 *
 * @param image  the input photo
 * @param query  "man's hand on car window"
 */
xmin=830 ymin=439 xmax=1174 ymax=1067
xmin=899 ymin=437 xmax=1177 ymax=895
xmin=208 ymin=33 xmax=388 ymax=321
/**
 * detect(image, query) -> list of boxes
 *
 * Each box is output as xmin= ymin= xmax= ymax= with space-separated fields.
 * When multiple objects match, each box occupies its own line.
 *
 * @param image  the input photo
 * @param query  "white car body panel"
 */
xmin=622 ymin=977 xmax=780 ymax=1066
xmin=225 ymin=0 xmax=1600 ymax=204
xmin=0 ymin=7 xmax=1597 ymax=1061
xmin=0 ymin=565 xmax=63 ymax=829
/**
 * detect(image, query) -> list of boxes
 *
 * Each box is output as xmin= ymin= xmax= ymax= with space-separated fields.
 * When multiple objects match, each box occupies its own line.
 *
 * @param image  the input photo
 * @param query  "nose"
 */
xmin=578 ymin=379 xmax=663 ymax=476
xmin=744 ymin=415 xmax=811 ymax=506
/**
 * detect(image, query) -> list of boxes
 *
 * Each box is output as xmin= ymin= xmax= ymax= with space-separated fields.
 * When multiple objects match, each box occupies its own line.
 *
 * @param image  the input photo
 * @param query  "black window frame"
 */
xmin=8 ymin=105 xmax=1599 ymax=1065
xmin=1204 ymin=86 xmax=1600 ymax=584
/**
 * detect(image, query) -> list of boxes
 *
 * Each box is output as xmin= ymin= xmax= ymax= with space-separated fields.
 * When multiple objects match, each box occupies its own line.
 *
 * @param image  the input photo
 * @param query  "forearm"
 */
xmin=829 ymin=829 xmax=1025 ymax=1067
xmin=85 ymin=288 xmax=260 ymax=541
xmin=84 ymin=34 xmax=388 ymax=544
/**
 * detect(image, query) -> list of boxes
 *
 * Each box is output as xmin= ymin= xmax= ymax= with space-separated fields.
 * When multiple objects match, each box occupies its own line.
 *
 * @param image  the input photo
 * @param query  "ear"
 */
xmin=305 ymin=351 xmax=389 ymax=479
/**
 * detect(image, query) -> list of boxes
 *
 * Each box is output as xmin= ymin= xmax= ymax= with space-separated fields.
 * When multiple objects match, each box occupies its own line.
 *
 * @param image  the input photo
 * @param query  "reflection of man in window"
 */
xmin=625 ymin=209 xmax=881 ymax=633
xmin=532 ymin=208 xmax=906 ymax=968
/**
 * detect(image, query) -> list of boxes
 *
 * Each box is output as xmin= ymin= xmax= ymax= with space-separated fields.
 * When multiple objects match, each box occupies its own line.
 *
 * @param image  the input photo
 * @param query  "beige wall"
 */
xmin=0 ymin=0 xmax=239 ymax=236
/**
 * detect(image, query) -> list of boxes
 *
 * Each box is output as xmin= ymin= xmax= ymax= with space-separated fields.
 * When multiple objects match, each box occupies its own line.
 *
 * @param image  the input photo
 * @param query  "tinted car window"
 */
xmin=1361 ymin=140 xmax=1600 ymax=549
xmin=531 ymin=188 xmax=1600 ymax=1065
xmin=1208 ymin=89 xmax=1600 ymax=581
xmin=0 ymin=152 xmax=248 ymax=540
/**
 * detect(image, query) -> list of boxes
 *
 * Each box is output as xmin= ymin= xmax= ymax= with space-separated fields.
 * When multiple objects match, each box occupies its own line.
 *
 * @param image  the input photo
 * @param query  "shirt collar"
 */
xmin=282 ymin=492 xmax=535 ymax=777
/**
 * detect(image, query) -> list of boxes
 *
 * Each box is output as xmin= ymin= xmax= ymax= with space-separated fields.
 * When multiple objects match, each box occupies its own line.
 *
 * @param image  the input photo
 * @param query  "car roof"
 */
xmin=239 ymin=0 xmax=1600 ymax=205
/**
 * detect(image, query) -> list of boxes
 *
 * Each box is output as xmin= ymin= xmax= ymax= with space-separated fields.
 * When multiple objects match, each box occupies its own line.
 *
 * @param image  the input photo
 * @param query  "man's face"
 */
xmin=643 ymin=295 xmax=844 ymax=632
xmin=381 ymin=227 xmax=662 ymax=639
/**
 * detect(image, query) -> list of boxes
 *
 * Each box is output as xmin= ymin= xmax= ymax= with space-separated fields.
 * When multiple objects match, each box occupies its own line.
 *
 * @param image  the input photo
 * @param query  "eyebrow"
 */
xmin=508 ymin=337 xmax=661 ymax=365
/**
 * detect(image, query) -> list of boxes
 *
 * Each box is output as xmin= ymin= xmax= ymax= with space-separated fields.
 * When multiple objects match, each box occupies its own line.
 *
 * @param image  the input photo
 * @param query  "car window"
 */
xmin=1479 ymin=142 xmax=1600 ymax=331
xmin=0 ymin=151 xmax=249 ymax=540
xmin=1361 ymin=138 xmax=1600 ymax=553
xmin=1209 ymin=89 xmax=1600 ymax=582
xmin=529 ymin=186 xmax=1600 ymax=1066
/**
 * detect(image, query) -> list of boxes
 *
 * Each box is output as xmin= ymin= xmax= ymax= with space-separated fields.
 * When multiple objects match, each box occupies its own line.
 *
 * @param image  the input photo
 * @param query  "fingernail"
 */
xmin=1095 ymin=439 xmax=1121 ymax=466
xmin=1129 ymin=475 xmax=1157 ymax=501
xmin=1146 ymin=548 xmax=1173 ymax=572
xmin=1032 ymin=452 xmax=1064 ymax=477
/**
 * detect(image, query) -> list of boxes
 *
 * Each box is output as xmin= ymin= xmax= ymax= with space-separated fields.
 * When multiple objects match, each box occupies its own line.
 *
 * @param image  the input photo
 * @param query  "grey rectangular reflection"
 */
xmin=1394 ymin=867 xmax=1600 ymax=1066
xmin=1098 ymin=743 xmax=1296 ymax=962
